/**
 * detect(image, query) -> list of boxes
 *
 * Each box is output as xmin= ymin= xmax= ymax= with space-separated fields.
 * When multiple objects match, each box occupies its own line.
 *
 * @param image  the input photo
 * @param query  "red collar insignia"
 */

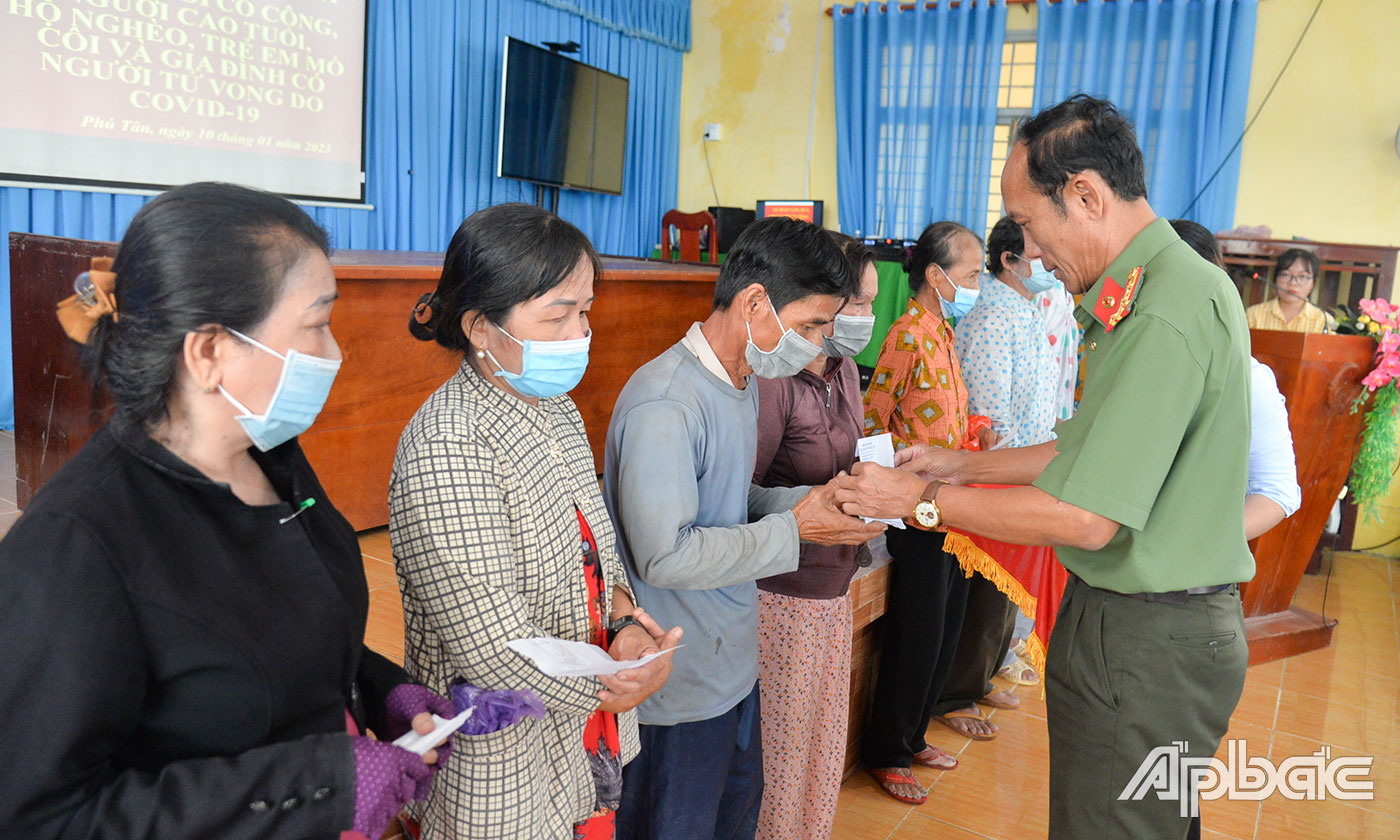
xmin=1092 ymin=265 xmax=1144 ymax=332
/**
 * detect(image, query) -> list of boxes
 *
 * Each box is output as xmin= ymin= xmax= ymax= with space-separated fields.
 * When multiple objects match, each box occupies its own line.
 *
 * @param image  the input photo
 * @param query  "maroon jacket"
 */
xmin=753 ymin=357 xmax=864 ymax=600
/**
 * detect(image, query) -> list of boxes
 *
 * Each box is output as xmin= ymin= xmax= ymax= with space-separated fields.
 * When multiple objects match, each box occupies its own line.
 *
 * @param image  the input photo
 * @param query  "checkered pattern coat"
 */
xmin=389 ymin=361 xmax=639 ymax=840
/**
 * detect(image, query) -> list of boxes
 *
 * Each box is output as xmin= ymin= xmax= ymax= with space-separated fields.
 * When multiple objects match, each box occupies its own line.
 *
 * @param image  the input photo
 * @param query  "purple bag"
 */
xmin=449 ymin=679 xmax=546 ymax=735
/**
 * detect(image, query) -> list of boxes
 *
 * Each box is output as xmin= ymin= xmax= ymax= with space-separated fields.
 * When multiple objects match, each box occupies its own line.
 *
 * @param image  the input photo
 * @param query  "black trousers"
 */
xmin=861 ymin=528 xmax=970 ymax=769
xmin=934 ymin=572 xmax=1018 ymax=715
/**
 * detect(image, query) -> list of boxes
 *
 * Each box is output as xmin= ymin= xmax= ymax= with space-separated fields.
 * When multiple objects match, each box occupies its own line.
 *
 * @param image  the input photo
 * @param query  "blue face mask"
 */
xmin=935 ymin=265 xmax=980 ymax=320
xmin=482 ymin=322 xmax=591 ymax=399
xmin=1017 ymin=257 xmax=1060 ymax=295
xmin=218 ymin=329 xmax=342 ymax=452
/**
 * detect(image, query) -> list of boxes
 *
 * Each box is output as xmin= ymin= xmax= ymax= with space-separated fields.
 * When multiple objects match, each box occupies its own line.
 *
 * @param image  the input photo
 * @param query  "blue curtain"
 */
xmin=1033 ymin=0 xmax=1256 ymax=232
xmin=832 ymin=2 xmax=1007 ymax=240
xmin=0 ymin=0 xmax=686 ymax=429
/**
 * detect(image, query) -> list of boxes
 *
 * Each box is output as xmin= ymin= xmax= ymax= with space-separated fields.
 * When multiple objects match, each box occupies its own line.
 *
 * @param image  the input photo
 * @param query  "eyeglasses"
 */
xmin=1277 ymin=272 xmax=1315 ymax=286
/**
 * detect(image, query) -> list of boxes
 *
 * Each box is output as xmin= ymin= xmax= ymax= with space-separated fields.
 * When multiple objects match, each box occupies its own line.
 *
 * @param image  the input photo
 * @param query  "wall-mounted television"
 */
xmin=497 ymin=37 xmax=629 ymax=195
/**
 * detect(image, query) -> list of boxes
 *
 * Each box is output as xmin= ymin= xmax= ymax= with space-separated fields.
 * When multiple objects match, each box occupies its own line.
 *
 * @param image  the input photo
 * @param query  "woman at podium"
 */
xmin=1245 ymin=248 xmax=1338 ymax=333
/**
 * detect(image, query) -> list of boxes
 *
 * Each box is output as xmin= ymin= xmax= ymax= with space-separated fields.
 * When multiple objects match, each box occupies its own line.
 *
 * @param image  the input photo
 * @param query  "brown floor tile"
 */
xmin=889 ymin=812 xmax=1003 ymax=839
xmin=363 ymin=555 xmax=399 ymax=591
xmin=1198 ymin=828 xmax=1248 ymax=840
xmin=1258 ymin=794 xmax=1400 ymax=838
xmin=1244 ymin=658 xmax=1286 ymax=689
xmin=1289 ymin=638 xmax=1400 ymax=680
xmin=1269 ymin=731 xmax=1398 ymax=821
xmin=359 ymin=526 xmax=393 ymax=562
xmin=916 ymin=711 xmax=1049 ymax=840
xmin=363 ymin=583 xmax=405 ymax=665
xmin=1281 ymin=658 xmax=1400 ymax=705
xmin=1272 ymin=687 xmax=1400 ymax=757
xmin=831 ymin=783 xmax=910 ymax=840
xmin=1197 ymin=797 xmax=1260 ymax=840
xmin=1228 ymin=671 xmax=1282 ymax=730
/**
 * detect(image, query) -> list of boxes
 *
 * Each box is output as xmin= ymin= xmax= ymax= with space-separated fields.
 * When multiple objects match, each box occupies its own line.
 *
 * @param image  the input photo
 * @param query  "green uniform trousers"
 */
xmin=1046 ymin=575 xmax=1248 ymax=839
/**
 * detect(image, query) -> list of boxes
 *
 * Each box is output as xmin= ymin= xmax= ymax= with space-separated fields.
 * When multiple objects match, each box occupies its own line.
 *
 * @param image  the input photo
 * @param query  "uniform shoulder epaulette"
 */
xmin=1091 ymin=265 xmax=1144 ymax=332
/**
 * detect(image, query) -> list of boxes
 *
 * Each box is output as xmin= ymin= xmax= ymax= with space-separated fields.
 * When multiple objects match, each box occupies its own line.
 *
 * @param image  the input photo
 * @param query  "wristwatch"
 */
xmin=912 ymin=480 xmax=946 ymax=528
xmin=607 ymin=614 xmax=644 ymax=645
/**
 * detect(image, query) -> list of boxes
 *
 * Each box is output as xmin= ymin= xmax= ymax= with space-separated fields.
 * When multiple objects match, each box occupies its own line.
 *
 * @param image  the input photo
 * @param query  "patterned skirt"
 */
xmin=755 ymin=591 xmax=853 ymax=840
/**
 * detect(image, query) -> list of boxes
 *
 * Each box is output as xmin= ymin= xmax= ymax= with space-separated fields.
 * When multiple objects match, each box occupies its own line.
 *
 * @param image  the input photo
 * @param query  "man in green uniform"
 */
xmin=834 ymin=94 xmax=1253 ymax=839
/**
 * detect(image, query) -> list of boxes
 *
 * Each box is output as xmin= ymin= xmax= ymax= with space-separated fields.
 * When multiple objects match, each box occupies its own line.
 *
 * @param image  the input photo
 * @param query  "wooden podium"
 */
xmin=1244 ymin=329 xmax=1376 ymax=663
xmin=8 ymin=233 xmax=718 ymax=530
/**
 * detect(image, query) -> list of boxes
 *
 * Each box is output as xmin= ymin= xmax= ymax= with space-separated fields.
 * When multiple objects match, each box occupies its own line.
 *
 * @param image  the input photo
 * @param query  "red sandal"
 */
xmin=867 ymin=766 xmax=928 ymax=804
xmin=913 ymin=745 xmax=959 ymax=770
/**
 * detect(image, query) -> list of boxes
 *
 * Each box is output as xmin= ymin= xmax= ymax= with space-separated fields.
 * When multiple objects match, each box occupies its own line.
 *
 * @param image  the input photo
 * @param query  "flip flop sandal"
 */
xmin=977 ymin=688 xmax=1021 ymax=710
xmin=913 ymin=745 xmax=959 ymax=770
xmin=932 ymin=708 xmax=997 ymax=741
xmin=998 ymin=662 xmax=1041 ymax=686
xmin=867 ymin=766 xmax=928 ymax=804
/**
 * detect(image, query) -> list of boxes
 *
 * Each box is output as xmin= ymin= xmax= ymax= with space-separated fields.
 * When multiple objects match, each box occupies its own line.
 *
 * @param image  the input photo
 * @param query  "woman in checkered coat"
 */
xmin=390 ymin=204 xmax=682 ymax=840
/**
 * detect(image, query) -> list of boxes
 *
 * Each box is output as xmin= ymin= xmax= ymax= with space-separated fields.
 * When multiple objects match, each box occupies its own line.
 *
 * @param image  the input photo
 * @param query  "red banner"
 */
xmin=943 ymin=527 xmax=1067 ymax=679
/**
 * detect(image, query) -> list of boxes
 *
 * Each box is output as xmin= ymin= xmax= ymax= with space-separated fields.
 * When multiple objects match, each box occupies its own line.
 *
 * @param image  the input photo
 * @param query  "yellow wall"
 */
xmin=1234 ymin=0 xmax=1400 ymax=247
xmin=677 ymin=0 xmax=840 ymax=229
xmin=1237 ymin=0 xmax=1400 ymax=552
xmin=679 ymin=0 xmax=1399 ymax=244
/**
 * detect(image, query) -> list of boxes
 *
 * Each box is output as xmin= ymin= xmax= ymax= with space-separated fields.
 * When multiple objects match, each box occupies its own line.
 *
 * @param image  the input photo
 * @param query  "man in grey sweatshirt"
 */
xmin=606 ymin=217 xmax=885 ymax=840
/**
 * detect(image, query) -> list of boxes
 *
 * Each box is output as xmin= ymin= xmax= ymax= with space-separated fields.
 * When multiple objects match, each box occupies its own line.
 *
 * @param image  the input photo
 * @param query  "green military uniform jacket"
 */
xmin=1034 ymin=218 xmax=1255 ymax=593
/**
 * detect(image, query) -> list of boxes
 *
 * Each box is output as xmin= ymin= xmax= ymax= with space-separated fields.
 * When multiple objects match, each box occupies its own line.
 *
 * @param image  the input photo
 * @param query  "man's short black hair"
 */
xmin=1274 ymin=247 xmax=1320 ymax=280
xmin=986 ymin=216 xmax=1025 ymax=276
xmin=1016 ymin=94 xmax=1147 ymax=213
xmin=713 ymin=216 xmax=858 ymax=311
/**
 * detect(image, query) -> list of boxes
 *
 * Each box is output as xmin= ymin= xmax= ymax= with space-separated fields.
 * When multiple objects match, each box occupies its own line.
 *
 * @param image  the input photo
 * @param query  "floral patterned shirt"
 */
xmin=954 ymin=277 xmax=1061 ymax=447
xmin=1034 ymin=284 xmax=1082 ymax=421
xmin=863 ymin=299 xmax=968 ymax=451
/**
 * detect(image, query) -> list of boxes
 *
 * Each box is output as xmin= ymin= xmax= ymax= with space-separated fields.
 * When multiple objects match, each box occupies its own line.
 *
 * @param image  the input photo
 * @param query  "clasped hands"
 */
xmin=828 ymin=444 xmax=971 ymax=521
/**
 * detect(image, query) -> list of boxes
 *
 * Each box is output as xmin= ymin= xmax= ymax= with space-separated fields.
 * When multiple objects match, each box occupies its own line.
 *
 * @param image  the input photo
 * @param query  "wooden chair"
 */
xmin=661 ymin=209 xmax=718 ymax=263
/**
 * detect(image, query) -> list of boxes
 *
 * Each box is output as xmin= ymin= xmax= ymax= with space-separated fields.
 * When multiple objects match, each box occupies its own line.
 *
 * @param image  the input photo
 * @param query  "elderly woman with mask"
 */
xmin=0 ymin=182 xmax=450 ymax=839
xmin=392 ymin=203 xmax=681 ymax=840
xmin=860 ymin=221 xmax=983 ymax=804
xmin=750 ymin=233 xmax=879 ymax=839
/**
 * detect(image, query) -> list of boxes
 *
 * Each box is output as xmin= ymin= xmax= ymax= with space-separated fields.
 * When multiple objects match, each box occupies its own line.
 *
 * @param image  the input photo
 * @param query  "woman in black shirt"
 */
xmin=0 ymin=182 xmax=451 ymax=839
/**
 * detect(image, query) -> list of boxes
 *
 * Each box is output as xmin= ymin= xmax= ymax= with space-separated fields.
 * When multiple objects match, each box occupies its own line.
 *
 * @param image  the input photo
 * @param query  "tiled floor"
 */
xmin=0 ymin=431 xmax=19 ymax=536
xmin=357 ymin=532 xmax=1398 ymax=839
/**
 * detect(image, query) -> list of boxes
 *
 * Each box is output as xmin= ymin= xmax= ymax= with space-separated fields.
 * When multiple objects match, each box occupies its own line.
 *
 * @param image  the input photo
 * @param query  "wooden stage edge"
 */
xmin=1244 ymin=606 xmax=1337 ymax=665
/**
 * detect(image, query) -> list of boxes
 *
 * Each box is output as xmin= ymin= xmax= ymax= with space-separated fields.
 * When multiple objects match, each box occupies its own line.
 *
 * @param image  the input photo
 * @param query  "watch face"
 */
xmin=914 ymin=501 xmax=940 ymax=529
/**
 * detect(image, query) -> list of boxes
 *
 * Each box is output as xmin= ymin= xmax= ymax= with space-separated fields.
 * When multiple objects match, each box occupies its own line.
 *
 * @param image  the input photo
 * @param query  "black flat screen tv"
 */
xmin=497 ymin=37 xmax=629 ymax=195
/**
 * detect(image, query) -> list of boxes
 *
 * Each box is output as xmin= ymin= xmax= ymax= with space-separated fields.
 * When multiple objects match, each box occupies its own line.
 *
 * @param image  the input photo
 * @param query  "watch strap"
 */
xmin=607 ymin=614 xmax=644 ymax=645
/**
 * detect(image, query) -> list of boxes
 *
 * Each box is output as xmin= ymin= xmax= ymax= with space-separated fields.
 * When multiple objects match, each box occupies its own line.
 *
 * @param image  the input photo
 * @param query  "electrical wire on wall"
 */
xmin=1178 ymin=0 xmax=1325 ymax=218
xmin=702 ymin=137 xmax=720 ymax=206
